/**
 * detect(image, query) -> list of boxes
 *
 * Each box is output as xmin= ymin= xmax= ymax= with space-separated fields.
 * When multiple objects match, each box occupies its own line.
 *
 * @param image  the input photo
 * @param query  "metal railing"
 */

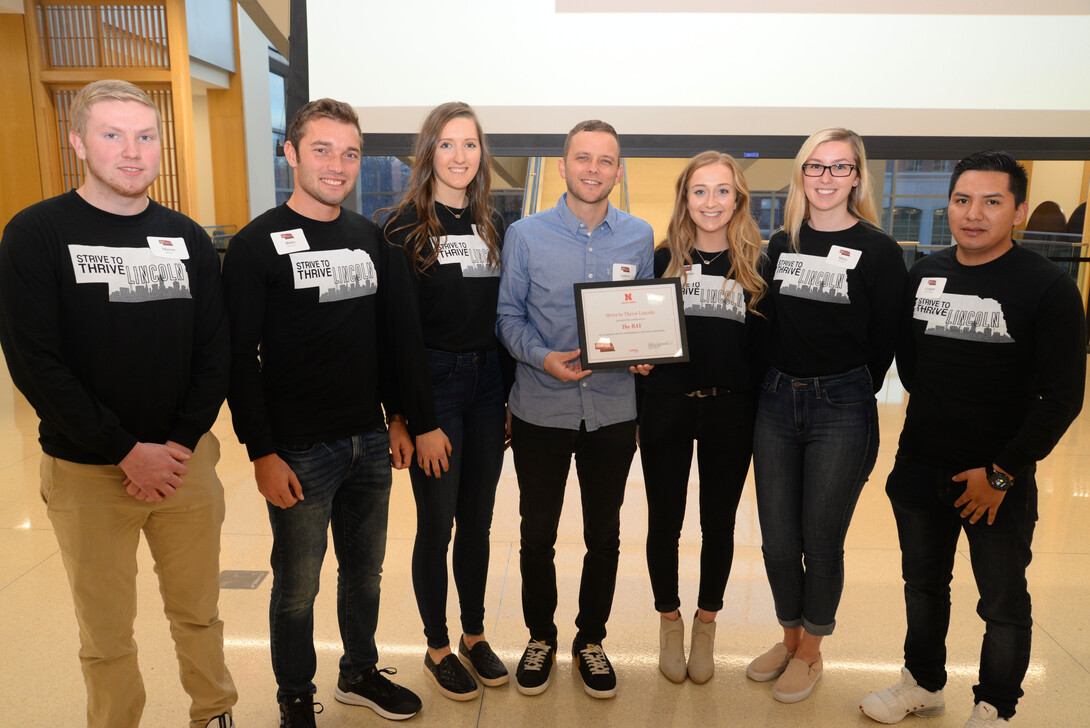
xmin=521 ymin=157 xmax=543 ymax=219
xmin=203 ymin=225 xmax=237 ymax=253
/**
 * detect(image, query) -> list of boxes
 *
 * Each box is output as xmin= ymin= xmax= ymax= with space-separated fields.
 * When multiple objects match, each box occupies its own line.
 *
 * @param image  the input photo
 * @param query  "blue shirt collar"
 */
xmin=556 ymin=193 xmax=618 ymax=236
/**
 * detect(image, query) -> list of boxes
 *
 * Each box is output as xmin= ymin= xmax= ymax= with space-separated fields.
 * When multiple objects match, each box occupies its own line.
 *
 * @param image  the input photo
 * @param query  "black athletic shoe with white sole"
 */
xmin=335 ymin=667 xmax=421 ymax=721
xmin=515 ymin=639 xmax=556 ymax=696
xmin=278 ymin=694 xmax=323 ymax=728
xmin=573 ymin=641 xmax=617 ymax=699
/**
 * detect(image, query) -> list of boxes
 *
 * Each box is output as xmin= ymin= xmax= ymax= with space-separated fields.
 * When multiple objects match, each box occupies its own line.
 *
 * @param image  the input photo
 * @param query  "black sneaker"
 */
xmin=515 ymin=639 xmax=556 ymax=696
xmin=278 ymin=693 xmax=323 ymax=728
xmin=335 ymin=667 xmax=422 ymax=721
xmin=205 ymin=713 xmax=234 ymax=728
xmin=458 ymin=636 xmax=510 ymax=687
xmin=573 ymin=641 xmax=617 ymax=699
xmin=424 ymin=651 xmax=480 ymax=701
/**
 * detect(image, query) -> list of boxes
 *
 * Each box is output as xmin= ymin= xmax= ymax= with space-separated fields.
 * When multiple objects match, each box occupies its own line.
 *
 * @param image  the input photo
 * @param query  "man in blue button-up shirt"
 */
xmin=497 ymin=120 xmax=654 ymax=700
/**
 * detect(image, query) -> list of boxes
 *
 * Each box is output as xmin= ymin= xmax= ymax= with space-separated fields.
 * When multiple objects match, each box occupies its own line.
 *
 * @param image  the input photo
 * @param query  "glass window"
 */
xmin=269 ymin=54 xmax=292 ymax=206
xmin=931 ymin=209 xmax=953 ymax=246
xmin=750 ymin=193 xmax=786 ymax=239
xmin=493 ymin=190 xmax=525 ymax=232
xmin=356 ymin=157 xmax=411 ymax=223
xmin=881 ymin=204 xmax=922 ymax=241
xmin=878 ymin=160 xmax=957 ymax=248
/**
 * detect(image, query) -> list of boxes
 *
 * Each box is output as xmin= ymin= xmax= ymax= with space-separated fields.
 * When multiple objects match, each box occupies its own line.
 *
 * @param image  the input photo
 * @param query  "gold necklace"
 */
xmin=694 ymin=248 xmax=726 ymax=265
xmin=437 ymin=199 xmax=467 ymax=219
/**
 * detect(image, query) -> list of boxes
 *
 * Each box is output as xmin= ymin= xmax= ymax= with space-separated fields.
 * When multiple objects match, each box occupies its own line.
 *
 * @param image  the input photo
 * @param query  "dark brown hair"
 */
xmin=380 ymin=102 xmax=500 ymax=274
xmin=286 ymin=98 xmax=362 ymax=152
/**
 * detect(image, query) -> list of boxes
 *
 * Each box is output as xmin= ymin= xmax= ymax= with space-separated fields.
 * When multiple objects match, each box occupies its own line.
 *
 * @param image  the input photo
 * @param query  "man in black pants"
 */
xmin=860 ymin=151 xmax=1085 ymax=728
xmin=496 ymin=120 xmax=654 ymax=699
xmin=222 ymin=99 xmax=422 ymax=727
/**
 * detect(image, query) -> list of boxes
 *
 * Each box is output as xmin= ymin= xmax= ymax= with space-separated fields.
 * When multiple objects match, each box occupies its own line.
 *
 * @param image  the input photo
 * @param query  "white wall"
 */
xmin=308 ymin=2 xmax=1090 ymax=137
xmin=239 ymin=4 xmax=275 ymax=220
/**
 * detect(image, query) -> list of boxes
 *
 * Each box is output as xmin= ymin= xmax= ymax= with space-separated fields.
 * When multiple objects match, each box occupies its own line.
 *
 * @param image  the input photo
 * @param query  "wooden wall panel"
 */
xmin=164 ymin=0 xmax=196 ymax=219
xmin=207 ymin=0 xmax=250 ymax=230
xmin=0 ymin=14 xmax=44 ymax=225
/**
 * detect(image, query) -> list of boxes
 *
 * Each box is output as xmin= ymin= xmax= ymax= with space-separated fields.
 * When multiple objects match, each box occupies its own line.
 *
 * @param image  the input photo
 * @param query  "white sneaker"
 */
xmin=964 ymin=701 xmax=1010 ymax=726
xmin=860 ymin=667 xmax=945 ymax=723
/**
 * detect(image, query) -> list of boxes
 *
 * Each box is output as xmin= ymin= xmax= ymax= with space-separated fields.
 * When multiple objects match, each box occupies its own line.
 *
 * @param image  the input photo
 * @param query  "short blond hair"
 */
xmin=69 ymin=80 xmax=161 ymax=137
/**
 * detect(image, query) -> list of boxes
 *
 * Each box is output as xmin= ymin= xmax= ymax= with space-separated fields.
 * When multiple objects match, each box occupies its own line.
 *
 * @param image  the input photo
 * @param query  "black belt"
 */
xmin=684 ymin=387 xmax=722 ymax=398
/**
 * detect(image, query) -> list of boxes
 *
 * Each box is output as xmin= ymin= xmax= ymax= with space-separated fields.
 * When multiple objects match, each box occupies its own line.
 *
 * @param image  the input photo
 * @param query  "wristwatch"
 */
xmin=985 ymin=464 xmax=1014 ymax=491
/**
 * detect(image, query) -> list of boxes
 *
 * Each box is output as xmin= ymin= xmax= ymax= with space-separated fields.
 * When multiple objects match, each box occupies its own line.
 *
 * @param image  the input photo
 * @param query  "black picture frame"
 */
xmin=573 ymin=277 xmax=689 ymax=371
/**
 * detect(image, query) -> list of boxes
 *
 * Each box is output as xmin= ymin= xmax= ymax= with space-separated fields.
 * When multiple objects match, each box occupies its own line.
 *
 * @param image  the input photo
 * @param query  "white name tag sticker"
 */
xmin=612 ymin=262 xmax=637 ymax=281
xmin=826 ymin=246 xmax=861 ymax=269
xmin=271 ymin=228 xmax=310 ymax=255
xmin=916 ymin=277 xmax=947 ymax=298
xmin=147 ymin=236 xmax=189 ymax=259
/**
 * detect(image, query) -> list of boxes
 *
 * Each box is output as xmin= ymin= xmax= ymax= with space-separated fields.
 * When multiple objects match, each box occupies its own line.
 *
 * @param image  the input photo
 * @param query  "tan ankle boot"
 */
xmin=687 ymin=612 xmax=716 ymax=684
xmin=658 ymin=613 xmax=686 ymax=683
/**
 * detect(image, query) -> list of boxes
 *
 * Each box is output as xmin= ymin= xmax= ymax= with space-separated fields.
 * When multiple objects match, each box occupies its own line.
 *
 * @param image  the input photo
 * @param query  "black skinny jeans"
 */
xmin=639 ymin=389 xmax=756 ymax=613
xmin=511 ymin=415 xmax=637 ymax=646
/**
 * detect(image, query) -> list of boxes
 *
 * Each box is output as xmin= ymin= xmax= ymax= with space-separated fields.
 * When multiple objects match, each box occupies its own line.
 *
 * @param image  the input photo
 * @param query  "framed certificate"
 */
xmin=574 ymin=278 xmax=689 ymax=370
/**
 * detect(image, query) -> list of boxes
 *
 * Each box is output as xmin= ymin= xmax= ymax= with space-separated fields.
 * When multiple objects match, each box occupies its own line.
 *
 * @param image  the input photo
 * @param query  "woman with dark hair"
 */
xmin=641 ymin=151 xmax=767 ymax=685
xmin=747 ymin=128 xmax=907 ymax=703
xmin=380 ymin=101 xmax=508 ymax=701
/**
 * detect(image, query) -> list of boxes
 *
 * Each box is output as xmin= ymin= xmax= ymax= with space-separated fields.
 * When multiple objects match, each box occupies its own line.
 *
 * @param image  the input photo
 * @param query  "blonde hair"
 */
xmin=659 ymin=151 xmax=767 ymax=314
xmin=69 ymin=80 xmax=160 ymax=137
xmin=782 ymin=128 xmax=878 ymax=251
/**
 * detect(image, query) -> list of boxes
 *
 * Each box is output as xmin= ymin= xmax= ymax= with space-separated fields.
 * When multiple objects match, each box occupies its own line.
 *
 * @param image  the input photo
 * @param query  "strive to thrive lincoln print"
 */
xmin=913 ymin=277 xmax=1013 ymax=343
xmin=289 ymin=249 xmax=377 ymax=302
xmin=69 ymin=243 xmax=191 ymax=302
xmin=773 ymin=250 xmax=854 ymax=304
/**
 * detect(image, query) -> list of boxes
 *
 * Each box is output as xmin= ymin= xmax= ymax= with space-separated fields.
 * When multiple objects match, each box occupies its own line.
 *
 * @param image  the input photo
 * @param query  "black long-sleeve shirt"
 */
xmin=766 ymin=221 xmax=907 ymax=384
xmin=222 ymin=203 xmax=406 ymax=461
xmin=382 ymin=203 xmax=508 ymax=435
xmin=896 ymin=244 xmax=1085 ymax=477
xmin=0 ymin=190 xmax=229 ymax=464
xmin=640 ymin=246 xmax=767 ymax=396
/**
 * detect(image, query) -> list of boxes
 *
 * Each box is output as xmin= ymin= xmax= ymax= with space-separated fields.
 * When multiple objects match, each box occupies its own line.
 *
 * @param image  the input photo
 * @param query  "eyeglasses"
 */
xmin=801 ymin=163 xmax=856 ymax=177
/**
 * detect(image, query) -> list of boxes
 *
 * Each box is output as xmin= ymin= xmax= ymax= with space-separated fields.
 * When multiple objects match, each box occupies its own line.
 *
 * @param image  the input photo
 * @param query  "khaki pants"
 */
xmin=41 ymin=433 xmax=237 ymax=728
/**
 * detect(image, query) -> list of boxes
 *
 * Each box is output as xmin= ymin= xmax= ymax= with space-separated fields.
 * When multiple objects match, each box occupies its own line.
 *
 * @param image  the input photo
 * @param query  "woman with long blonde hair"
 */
xmin=746 ymin=129 xmax=907 ymax=702
xmin=640 ymin=151 xmax=767 ymax=685
xmin=380 ymin=101 xmax=508 ymax=701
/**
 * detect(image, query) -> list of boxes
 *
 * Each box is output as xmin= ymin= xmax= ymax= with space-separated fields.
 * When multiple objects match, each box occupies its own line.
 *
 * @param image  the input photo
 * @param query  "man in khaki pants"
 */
xmin=0 ymin=80 xmax=237 ymax=728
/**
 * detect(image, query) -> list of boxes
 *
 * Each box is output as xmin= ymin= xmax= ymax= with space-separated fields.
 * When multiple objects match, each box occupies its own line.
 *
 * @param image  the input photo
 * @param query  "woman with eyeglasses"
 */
xmin=380 ymin=101 xmax=509 ymax=701
xmin=746 ymin=128 xmax=907 ymax=703
xmin=639 ymin=152 xmax=768 ymax=685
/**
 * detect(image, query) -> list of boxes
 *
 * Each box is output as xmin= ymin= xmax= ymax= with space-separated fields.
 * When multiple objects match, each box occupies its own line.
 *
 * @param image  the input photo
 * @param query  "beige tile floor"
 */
xmin=2 ymin=361 xmax=1089 ymax=727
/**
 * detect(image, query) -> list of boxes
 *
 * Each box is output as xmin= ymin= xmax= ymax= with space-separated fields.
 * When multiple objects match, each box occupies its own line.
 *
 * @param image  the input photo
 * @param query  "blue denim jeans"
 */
xmin=886 ymin=455 xmax=1037 ymax=720
xmin=267 ymin=428 xmax=392 ymax=700
xmin=409 ymin=348 xmax=505 ymax=649
xmin=752 ymin=366 xmax=879 ymax=635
